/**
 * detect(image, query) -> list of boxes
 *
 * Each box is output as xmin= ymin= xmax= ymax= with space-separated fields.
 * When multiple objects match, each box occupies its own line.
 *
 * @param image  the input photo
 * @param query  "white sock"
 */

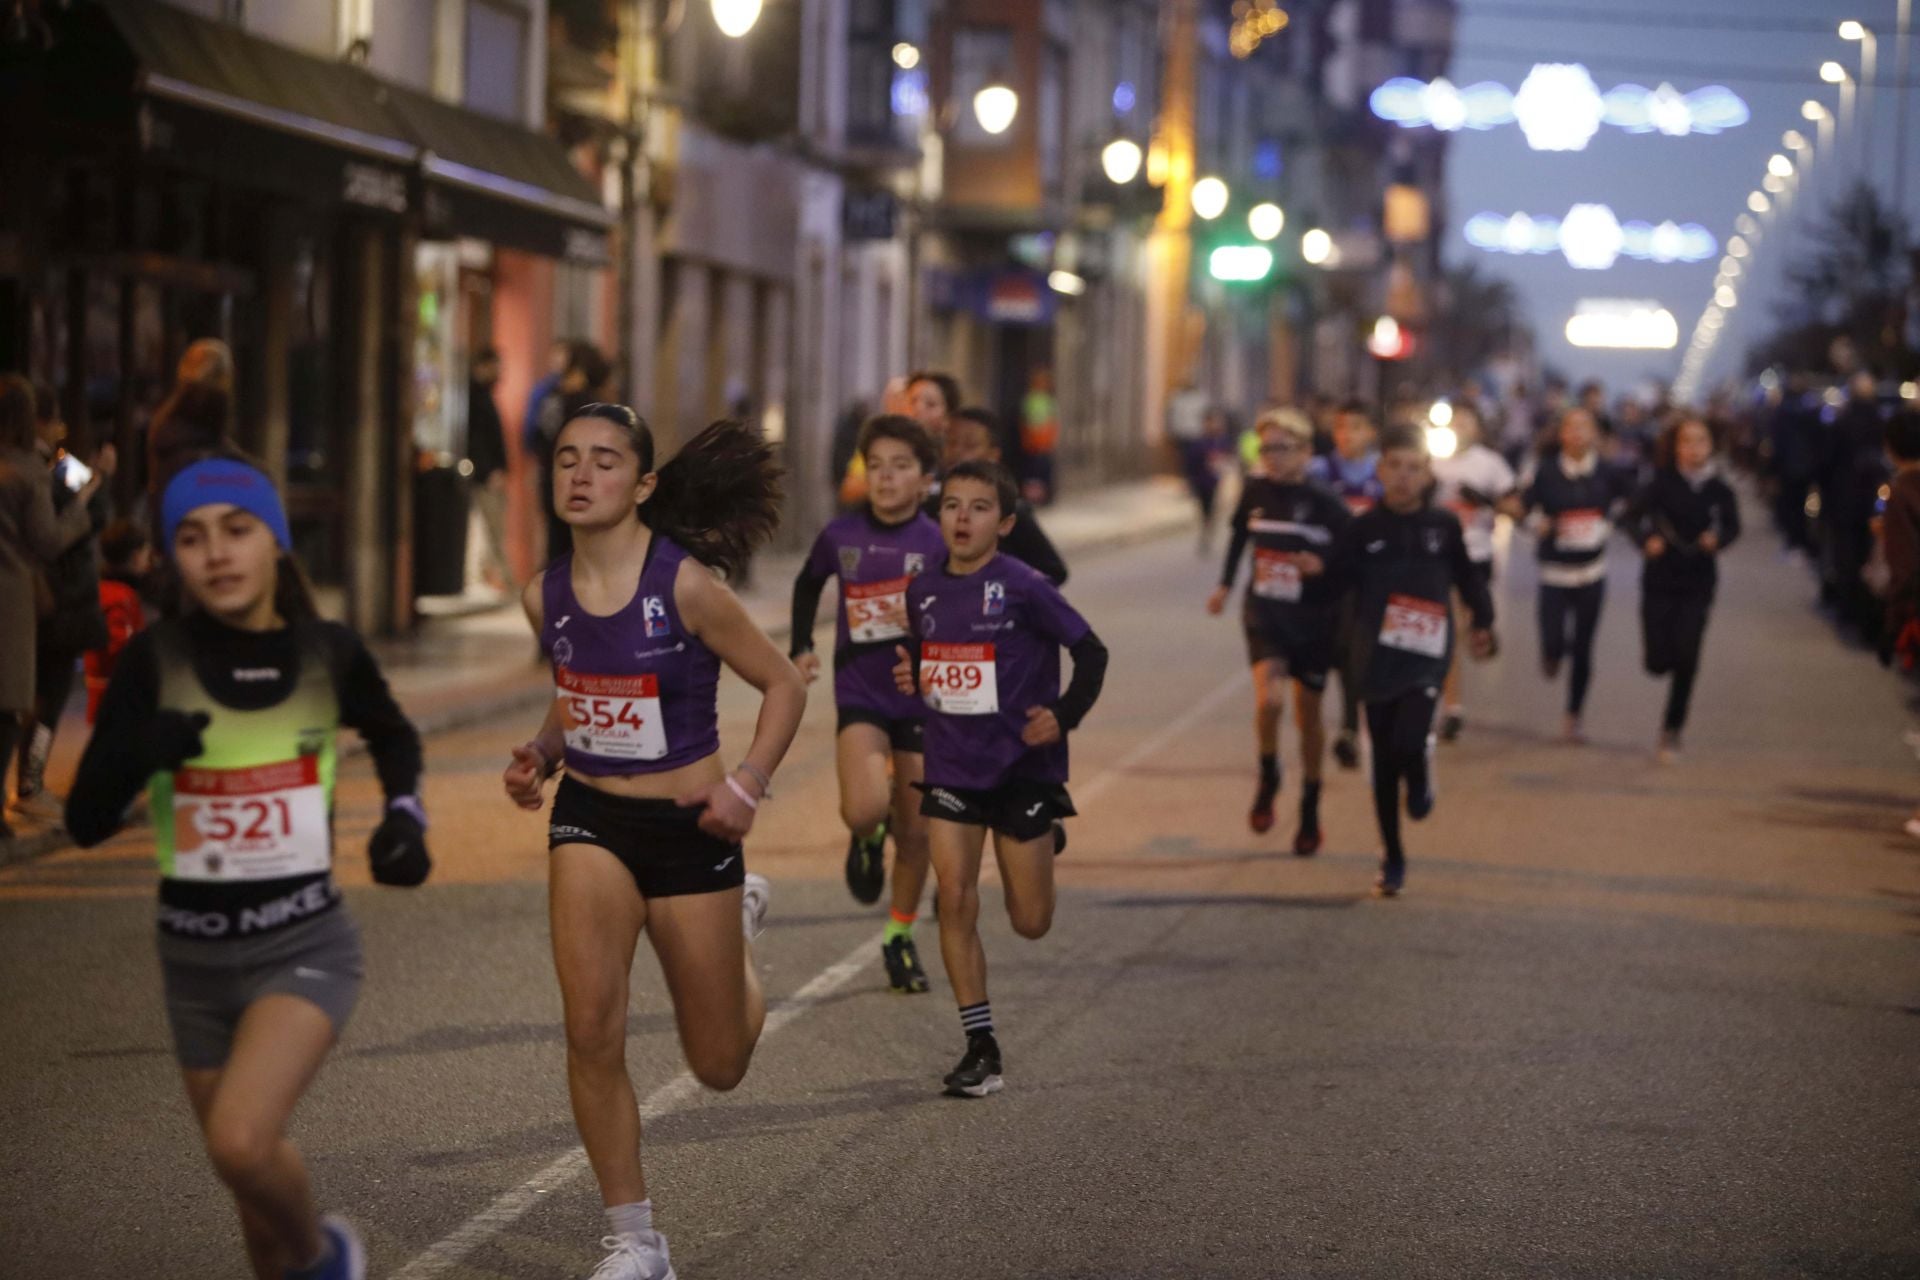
xmin=606 ymin=1199 xmax=653 ymax=1240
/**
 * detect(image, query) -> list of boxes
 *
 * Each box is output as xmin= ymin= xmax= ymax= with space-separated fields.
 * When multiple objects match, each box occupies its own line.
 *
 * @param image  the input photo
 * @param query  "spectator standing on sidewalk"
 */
xmin=465 ymin=346 xmax=516 ymax=595
xmin=1020 ymin=366 xmax=1060 ymax=506
xmin=84 ymin=519 xmax=153 ymax=724
xmin=1820 ymin=371 xmax=1890 ymax=639
xmin=17 ymin=382 xmax=111 ymax=814
xmin=0 ymin=375 xmax=111 ymax=838
xmin=1167 ymin=379 xmax=1221 ymax=547
xmin=1876 ymin=411 xmax=1920 ymax=839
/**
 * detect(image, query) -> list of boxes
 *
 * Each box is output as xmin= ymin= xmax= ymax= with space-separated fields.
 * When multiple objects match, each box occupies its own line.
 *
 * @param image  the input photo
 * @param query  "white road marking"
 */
xmin=394 ymin=669 xmax=1243 ymax=1278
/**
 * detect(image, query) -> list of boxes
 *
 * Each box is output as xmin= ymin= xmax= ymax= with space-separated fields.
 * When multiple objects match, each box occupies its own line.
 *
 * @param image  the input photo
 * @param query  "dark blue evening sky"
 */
xmin=1444 ymin=0 xmax=1909 ymax=395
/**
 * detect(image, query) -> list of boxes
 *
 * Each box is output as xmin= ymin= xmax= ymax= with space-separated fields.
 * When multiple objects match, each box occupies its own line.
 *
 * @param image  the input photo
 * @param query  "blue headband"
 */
xmin=161 ymin=459 xmax=292 ymax=552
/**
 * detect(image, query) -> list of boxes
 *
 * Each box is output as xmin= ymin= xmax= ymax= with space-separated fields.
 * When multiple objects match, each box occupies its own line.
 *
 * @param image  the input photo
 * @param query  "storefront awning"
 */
xmin=83 ymin=0 xmax=609 ymax=260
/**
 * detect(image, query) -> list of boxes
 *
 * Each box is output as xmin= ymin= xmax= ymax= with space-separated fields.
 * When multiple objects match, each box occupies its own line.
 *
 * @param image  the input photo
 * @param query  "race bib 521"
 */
xmin=170 ymin=757 xmax=329 ymax=881
xmin=920 ymin=642 xmax=999 ymax=715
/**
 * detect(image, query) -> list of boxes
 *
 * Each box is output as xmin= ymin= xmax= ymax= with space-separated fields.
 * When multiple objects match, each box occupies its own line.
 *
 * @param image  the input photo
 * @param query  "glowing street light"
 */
xmin=1248 ymin=202 xmax=1285 ymax=241
xmin=1720 ymin=255 xmax=1742 ymax=277
xmin=1802 ymin=100 xmax=1829 ymax=122
xmin=1747 ymin=191 xmax=1771 ymax=214
xmin=1101 ymin=137 xmax=1143 ymax=185
xmin=1428 ymin=400 xmax=1454 ymax=428
xmin=1715 ymin=285 xmax=1738 ymax=308
xmin=1762 ymin=173 xmax=1787 ymax=195
xmin=973 ymin=79 xmax=1020 ymax=135
xmin=1841 ymin=19 xmax=1869 ymax=41
xmin=1426 ymin=424 xmax=1460 ymax=458
xmin=1821 ymin=61 xmax=1849 ymax=85
xmin=1782 ymin=130 xmax=1807 ymax=151
xmin=892 ymin=42 xmax=921 ymax=70
xmin=1735 ymin=213 xmax=1760 ymax=237
xmin=1768 ymin=154 xmax=1794 ymax=178
xmin=1301 ymin=228 xmax=1334 ymax=265
xmin=711 ymin=0 xmax=762 ymax=38
xmin=1191 ymin=176 xmax=1229 ymax=220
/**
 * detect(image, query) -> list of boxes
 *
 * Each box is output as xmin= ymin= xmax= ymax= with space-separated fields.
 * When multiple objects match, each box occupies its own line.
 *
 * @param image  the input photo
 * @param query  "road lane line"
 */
xmin=392 ymin=940 xmax=878 ymax=1280
xmin=394 ymin=668 xmax=1241 ymax=1277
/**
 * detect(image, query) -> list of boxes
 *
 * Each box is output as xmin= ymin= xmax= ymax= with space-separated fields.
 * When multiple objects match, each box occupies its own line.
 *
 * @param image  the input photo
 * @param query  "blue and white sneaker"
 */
xmin=291 ymin=1214 xmax=364 ymax=1280
xmin=589 ymin=1230 xmax=677 ymax=1279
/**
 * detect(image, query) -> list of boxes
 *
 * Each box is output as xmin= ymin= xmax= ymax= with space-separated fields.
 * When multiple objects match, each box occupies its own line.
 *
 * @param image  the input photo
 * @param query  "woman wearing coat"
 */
xmin=0 ymin=375 xmax=111 ymax=838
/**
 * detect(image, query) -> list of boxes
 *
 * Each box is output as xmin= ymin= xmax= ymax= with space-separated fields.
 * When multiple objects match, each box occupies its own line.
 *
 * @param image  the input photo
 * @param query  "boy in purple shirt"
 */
xmin=891 ymin=461 xmax=1109 ymax=1097
xmin=791 ymin=416 xmax=947 ymax=993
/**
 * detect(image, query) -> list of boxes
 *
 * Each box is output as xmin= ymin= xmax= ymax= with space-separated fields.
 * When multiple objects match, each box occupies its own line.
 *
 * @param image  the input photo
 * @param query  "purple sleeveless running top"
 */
xmin=541 ymin=536 xmax=722 ymax=776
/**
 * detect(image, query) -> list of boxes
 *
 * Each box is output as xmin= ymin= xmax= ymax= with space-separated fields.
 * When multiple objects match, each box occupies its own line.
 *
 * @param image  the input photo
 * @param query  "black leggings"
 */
xmin=1365 ymin=686 xmax=1440 ymax=867
xmin=21 ymin=647 xmax=79 ymax=787
xmin=1642 ymin=589 xmax=1713 ymax=734
xmin=1333 ymin=606 xmax=1364 ymax=735
xmin=1538 ymin=581 xmax=1605 ymax=716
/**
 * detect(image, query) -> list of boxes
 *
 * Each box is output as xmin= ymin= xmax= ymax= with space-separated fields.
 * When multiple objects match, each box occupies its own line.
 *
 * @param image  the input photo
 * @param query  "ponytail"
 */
xmin=643 ymin=419 xmax=784 ymax=579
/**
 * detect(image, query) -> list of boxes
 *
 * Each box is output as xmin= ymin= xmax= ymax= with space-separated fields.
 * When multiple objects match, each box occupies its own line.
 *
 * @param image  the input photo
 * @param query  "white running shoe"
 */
xmin=741 ymin=872 xmax=771 ymax=941
xmin=588 ymin=1231 xmax=677 ymax=1280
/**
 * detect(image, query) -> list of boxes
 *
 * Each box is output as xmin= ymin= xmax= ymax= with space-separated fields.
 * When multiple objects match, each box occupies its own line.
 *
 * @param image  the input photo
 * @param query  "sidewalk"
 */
xmin=1 ymin=476 xmax=1197 ymax=866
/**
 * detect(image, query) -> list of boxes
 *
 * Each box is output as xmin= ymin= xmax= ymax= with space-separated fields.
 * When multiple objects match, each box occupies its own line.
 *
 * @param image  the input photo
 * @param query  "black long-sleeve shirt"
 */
xmin=1624 ymin=467 xmax=1741 ymax=595
xmin=1322 ymin=504 xmax=1494 ymax=703
xmin=68 ymin=612 xmax=422 ymax=938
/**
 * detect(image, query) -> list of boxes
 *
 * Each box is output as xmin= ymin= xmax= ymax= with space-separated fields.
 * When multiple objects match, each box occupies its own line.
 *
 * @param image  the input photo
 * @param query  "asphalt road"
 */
xmin=4 ymin=518 xmax=1918 ymax=1280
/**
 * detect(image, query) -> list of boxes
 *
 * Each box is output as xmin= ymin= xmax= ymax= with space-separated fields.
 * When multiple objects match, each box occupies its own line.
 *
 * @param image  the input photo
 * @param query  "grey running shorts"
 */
xmin=156 ymin=906 xmax=365 ymax=1069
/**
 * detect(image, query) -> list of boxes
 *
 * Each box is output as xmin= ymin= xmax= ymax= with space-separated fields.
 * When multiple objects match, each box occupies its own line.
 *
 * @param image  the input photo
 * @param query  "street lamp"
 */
xmin=1301 ymin=228 xmax=1333 ymax=265
xmin=1715 ymin=285 xmax=1738 ymax=308
xmin=711 ymin=0 xmax=762 ymax=38
xmin=1101 ymin=136 xmax=1143 ymax=185
xmin=1747 ymin=190 xmax=1770 ymax=214
xmin=973 ymin=77 xmax=1019 ymax=135
xmin=1768 ymin=153 xmax=1794 ymax=178
xmin=1839 ymin=22 xmax=1878 ymax=173
xmin=1248 ymin=201 xmax=1285 ymax=241
xmin=1191 ymin=176 xmax=1229 ymax=220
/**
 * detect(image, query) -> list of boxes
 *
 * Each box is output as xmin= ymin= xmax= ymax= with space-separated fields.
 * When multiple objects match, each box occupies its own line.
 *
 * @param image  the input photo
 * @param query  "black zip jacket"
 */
xmin=1625 ymin=467 xmax=1741 ymax=595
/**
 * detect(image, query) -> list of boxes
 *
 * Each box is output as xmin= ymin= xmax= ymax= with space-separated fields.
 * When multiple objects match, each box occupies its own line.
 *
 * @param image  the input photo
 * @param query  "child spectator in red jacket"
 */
xmin=84 ymin=520 xmax=153 ymax=723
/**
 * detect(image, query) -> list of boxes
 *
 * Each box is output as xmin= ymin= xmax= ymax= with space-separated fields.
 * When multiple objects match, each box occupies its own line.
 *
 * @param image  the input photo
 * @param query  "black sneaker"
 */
xmin=881 ymin=935 xmax=930 ymax=994
xmin=1249 ymin=766 xmax=1280 ymax=834
xmin=1292 ymin=822 xmax=1322 ymax=857
xmin=1407 ymin=773 xmax=1435 ymax=821
xmin=942 ymin=1032 xmax=1003 ymax=1098
xmin=1333 ymin=730 xmax=1360 ymax=770
xmin=1373 ymin=860 xmax=1406 ymax=898
xmin=1439 ymin=712 xmax=1463 ymax=743
xmin=844 ymin=824 xmax=887 ymax=905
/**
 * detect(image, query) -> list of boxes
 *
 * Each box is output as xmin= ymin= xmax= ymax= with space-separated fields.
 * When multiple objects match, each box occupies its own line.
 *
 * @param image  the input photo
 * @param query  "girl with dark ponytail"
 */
xmin=500 ymin=403 xmax=806 ymax=1280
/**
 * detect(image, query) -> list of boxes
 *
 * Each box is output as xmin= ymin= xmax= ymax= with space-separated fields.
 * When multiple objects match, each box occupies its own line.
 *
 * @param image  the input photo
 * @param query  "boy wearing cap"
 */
xmin=1207 ymin=408 xmax=1354 ymax=852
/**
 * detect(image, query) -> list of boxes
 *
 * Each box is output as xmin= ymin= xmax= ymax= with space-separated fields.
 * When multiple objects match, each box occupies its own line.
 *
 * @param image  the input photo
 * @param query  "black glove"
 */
xmin=368 ymin=804 xmax=432 ymax=887
xmin=146 ymin=711 xmax=211 ymax=774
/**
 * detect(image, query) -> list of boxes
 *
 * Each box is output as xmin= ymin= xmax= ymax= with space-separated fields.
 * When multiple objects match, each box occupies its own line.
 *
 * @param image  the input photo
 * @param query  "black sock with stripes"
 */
xmin=959 ymin=1001 xmax=994 ymax=1041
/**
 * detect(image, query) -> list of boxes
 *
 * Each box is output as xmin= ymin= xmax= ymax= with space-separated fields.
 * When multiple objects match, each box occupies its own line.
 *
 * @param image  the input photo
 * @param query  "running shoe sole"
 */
xmin=1249 ymin=806 xmax=1275 ymax=834
xmin=944 ymin=1074 xmax=1004 ymax=1098
xmin=1292 ymin=829 xmax=1322 ymax=857
xmin=843 ymin=832 xmax=885 ymax=905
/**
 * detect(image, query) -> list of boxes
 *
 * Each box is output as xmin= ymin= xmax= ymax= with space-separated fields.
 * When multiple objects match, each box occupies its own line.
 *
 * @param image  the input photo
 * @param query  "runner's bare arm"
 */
xmin=676 ymin=559 xmax=807 ymax=832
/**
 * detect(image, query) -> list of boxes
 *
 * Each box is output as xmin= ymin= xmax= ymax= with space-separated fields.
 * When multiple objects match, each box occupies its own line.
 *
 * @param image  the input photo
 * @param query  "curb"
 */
xmin=0 ymin=501 xmax=1196 ymax=871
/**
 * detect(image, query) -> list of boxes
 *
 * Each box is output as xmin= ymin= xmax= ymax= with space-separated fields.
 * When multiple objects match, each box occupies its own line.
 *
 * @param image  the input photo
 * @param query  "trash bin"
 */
xmin=413 ymin=463 xmax=471 ymax=597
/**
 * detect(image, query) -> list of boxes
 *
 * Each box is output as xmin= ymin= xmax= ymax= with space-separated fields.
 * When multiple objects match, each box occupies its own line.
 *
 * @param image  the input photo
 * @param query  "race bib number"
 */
xmin=1252 ymin=550 xmax=1303 ymax=602
xmin=1555 ymin=508 xmax=1608 ymax=551
xmin=1378 ymin=594 xmax=1448 ymax=658
xmin=170 ymin=758 xmax=329 ymax=881
xmin=845 ymin=575 xmax=911 ymax=643
xmin=558 ymin=669 xmax=669 ymax=761
xmin=920 ymin=642 xmax=999 ymax=715
xmin=1343 ymin=493 xmax=1375 ymax=515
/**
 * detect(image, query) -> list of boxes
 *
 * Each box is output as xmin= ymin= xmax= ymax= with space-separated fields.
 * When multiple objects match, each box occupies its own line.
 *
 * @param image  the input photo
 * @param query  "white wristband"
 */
xmin=723 ymin=774 xmax=760 ymax=811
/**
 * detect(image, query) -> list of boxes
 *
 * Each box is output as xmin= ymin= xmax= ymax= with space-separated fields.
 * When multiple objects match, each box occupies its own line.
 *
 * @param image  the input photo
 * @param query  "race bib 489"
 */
xmin=920 ymin=642 xmax=999 ymax=715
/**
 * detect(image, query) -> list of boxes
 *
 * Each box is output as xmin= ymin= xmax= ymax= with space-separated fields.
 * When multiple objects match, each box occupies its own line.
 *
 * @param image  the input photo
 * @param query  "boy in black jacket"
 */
xmin=1626 ymin=415 xmax=1739 ymax=762
xmin=1317 ymin=426 xmax=1496 ymax=897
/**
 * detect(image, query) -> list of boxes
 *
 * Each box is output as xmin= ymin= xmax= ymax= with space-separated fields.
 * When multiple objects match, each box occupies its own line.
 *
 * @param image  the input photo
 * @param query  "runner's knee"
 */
xmin=203 ymin=1116 xmax=276 ymax=1190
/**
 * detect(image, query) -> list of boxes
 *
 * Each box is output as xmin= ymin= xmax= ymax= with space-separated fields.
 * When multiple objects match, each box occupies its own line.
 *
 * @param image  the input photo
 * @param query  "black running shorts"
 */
xmin=548 ymin=776 xmax=747 ymax=898
xmin=917 ymin=778 xmax=1076 ymax=842
xmin=1243 ymin=617 xmax=1333 ymax=690
xmin=836 ymin=706 xmax=925 ymax=754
